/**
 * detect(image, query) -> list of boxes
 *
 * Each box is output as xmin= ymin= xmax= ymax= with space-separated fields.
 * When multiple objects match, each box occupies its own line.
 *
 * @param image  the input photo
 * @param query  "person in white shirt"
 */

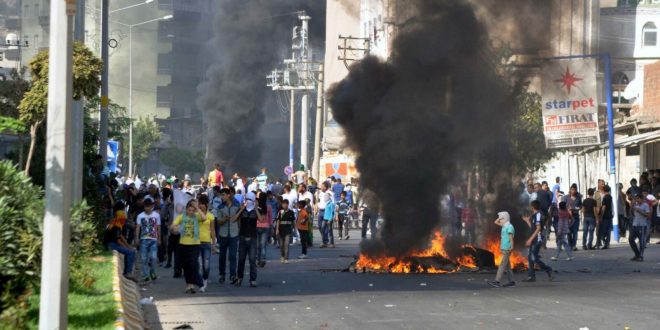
xmin=316 ymin=182 xmax=334 ymax=239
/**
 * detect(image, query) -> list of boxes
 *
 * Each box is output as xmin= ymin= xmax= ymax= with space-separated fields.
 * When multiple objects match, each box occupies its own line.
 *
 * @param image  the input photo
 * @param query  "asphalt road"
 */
xmin=143 ymin=232 xmax=660 ymax=330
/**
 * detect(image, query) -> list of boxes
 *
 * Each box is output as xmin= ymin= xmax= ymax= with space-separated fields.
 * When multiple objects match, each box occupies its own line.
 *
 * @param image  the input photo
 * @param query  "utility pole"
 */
xmin=99 ymin=0 xmax=109 ymax=163
xmin=39 ymin=0 xmax=76 ymax=328
xmin=72 ymin=0 xmax=85 ymax=203
xmin=312 ymin=64 xmax=324 ymax=180
xmin=267 ymin=11 xmax=321 ymax=175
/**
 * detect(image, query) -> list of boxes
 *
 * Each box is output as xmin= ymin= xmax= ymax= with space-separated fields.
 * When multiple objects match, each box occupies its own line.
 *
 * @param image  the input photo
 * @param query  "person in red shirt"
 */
xmin=208 ymin=163 xmax=224 ymax=187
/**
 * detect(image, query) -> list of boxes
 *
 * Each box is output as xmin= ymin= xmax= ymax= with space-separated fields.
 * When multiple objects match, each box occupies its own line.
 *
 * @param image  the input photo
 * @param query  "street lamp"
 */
xmin=114 ymin=14 xmax=173 ymax=177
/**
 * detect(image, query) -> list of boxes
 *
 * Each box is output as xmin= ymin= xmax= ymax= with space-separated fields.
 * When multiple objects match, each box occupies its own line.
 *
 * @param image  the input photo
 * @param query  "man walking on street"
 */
xmin=629 ymin=194 xmax=650 ymax=261
xmin=487 ymin=211 xmax=516 ymax=288
xmin=522 ymin=200 xmax=554 ymax=283
xmin=582 ymin=188 xmax=598 ymax=250
xmin=597 ymin=185 xmax=614 ymax=249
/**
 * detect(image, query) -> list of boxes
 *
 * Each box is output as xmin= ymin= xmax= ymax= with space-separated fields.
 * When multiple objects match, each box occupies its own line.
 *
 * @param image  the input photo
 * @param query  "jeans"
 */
xmin=109 ymin=242 xmax=135 ymax=275
xmin=218 ymin=236 xmax=238 ymax=278
xmin=139 ymin=239 xmax=158 ymax=278
xmin=317 ymin=210 xmax=325 ymax=240
xmin=361 ymin=208 xmax=378 ymax=239
xmin=527 ymin=240 xmax=552 ymax=279
xmin=338 ymin=214 xmax=349 ymax=238
xmin=629 ymin=226 xmax=647 ymax=258
xmin=199 ymin=243 xmax=212 ymax=280
xmin=569 ymin=213 xmax=580 ymax=248
xmin=237 ymin=236 xmax=257 ymax=281
xmin=299 ymin=230 xmax=309 ymax=255
xmin=279 ymin=233 xmax=291 ymax=259
xmin=582 ymin=217 xmax=596 ymax=248
xmin=464 ymin=226 xmax=476 ymax=245
xmin=495 ymin=249 xmax=514 ymax=283
xmin=598 ymin=217 xmax=613 ymax=247
xmin=554 ymin=234 xmax=573 ymax=258
xmin=322 ymin=220 xmax=334 ymax=245
xmin=167 ymin=233 xmax=180 ymax=266
xmin=256 ymin=228 xmax=270 ymax=262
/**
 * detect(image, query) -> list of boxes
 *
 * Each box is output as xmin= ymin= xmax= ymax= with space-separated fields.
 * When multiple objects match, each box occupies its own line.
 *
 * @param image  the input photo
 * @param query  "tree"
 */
xmin=159 ymin=145 xmax=205 ymax=176
xmin=18 ymin=42 xmax=103 ymax=175
xmin=131 ymin=117 xmax=161 ymax=175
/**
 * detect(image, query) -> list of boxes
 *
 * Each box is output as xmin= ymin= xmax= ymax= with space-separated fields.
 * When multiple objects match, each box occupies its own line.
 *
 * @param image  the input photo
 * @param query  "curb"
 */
xmin=112 ymin=251 xmax=146 ymax=330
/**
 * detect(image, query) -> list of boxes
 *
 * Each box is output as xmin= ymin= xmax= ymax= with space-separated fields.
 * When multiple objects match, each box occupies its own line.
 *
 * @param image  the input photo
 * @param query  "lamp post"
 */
xmin=98 ymin=0 xmax=155 ymax=162
xmin=114 ymin=14 xmax=173 ymax=177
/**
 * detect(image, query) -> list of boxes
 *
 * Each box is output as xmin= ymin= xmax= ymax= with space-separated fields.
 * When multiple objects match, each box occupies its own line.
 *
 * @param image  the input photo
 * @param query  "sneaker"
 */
xmin=565 ymin=257 xmax=573 ymax=261
xmin=345 ymin=235 xmax=350 ymax=240
xmin=502 ymin=281 xmax=516 ymax=288
xmin=550 ymin=256 xmax=557 ymax=261
xmin=150 ymin=273 xmax=158 ymax=281
xmin=230 ymin=276 xmax=238 ymax=285
xmin=572 ymin=247 xmax=578 ymax=251
xmin=639 ymin=256 xmax=644 ymax=261
xmin=602 ymin=246 xmax=609 ymax=250
xmin=250 ymin=280 xmax=257 ymax=287
xmin=219 ymin=276 xmax=225 ymax=284
xmin=298 ymin=254 xmax=307 ymax=259
xmin=200 ymin=282 xmax=207 ymax=293
xmin=486 ymin=280 xmax=501 ymax=288
xmin=234 ymin=278 xmax=243 ymax=287
xmin=141 ymin=276 xmax=151 ymax=283
xmin=281 ymin=257 xmax=285 ymax=263
xmin=164 ymin=263 xmax=172 ymax=269
xmin=547 ymin=270 xmax=554 ymax=281
xmin=320 ymin=244 xmax=328 ymax=248
xmin=284 ymin=259 xmax=289 ymax=264
xmin=338 ymin=237 xmax=343 ymax=240
xmin=522 ymin=277 xmax=536 ymax=282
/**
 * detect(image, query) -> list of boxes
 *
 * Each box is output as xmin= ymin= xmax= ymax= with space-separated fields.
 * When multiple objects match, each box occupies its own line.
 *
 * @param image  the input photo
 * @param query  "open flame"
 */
xmin=355 ymin=231 xmax=527 ymax=273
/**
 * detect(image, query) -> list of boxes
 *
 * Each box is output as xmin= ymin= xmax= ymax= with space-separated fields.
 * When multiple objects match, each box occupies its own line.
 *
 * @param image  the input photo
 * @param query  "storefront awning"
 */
xmin=572 ymin=130 xmax=660 ymax=155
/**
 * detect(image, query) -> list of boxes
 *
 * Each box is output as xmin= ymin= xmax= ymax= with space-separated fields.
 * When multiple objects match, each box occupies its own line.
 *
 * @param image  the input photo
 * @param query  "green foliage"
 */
xmin=0 ymin=161 xmax=102 ymax=328
xmin=509 ymin=89 xmax=554 ymax=172
xmin=159 ymin=146 xmax=205 ymax=176
xmin=0 ymin=160 xmax=43 ymax=328
xmin=0 ymin=116 xmax=26 ymax=134
xmin=0 ymin=69 xmax=29 ymax=119
xmin=18 ymin=42 xmax=102 ymax=125
xmin=132 ymin=117 xmax=161 ymax=174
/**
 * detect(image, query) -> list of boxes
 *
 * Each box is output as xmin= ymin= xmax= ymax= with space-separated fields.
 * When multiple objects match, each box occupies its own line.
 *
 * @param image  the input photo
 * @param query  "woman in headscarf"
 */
xmin=170 ymin=199 xmax=206 ymax=293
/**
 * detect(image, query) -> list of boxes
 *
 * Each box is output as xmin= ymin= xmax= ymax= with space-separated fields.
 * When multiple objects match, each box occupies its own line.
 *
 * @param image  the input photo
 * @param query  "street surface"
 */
xmin=144 ymin=234 xmax=660 ymax=330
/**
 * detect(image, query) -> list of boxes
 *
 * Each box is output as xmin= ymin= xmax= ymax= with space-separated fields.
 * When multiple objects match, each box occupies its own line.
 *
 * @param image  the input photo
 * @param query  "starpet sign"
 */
xmin=541 ymin=58 xmax=601 ymax=148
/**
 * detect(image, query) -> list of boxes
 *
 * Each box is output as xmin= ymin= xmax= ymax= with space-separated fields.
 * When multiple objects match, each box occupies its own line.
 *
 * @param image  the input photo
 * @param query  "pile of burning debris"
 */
xmin=347 ymin=232 xmax=527 ymax=274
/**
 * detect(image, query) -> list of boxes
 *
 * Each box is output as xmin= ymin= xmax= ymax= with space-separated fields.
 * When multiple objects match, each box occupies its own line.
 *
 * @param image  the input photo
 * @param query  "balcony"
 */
xmin=5 ymin=18 xmax=21 ymax=30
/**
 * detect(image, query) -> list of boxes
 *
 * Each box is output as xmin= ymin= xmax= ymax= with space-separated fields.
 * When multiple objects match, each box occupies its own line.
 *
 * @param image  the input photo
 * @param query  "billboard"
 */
xmin=541 ymin=58 xmax=601 ymax=149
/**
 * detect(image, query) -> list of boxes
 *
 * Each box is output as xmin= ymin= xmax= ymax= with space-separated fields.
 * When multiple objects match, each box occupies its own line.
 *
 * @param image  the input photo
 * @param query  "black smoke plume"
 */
xmin=197 ymin=1 xmax=325 ymax=175
xmin=327 ymin=0 xmax=526 ymax=257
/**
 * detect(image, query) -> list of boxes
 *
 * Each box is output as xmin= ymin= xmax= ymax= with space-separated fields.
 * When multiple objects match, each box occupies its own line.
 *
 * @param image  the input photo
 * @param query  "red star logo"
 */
xmin=556 ymin=66 xmax=582 ymax=94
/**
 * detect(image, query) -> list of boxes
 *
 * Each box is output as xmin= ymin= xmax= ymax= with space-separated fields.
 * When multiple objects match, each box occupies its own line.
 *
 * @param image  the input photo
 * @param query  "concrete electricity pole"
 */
xmin=72 ymin=0 xmax=85 ymax=203
xmin=312 ymin=64 xmax=323 ymax=180
xmin=267 ymin=11 xmax=321 ymax=175
xmin=99 ymin=0 xmax=109 ymax=162
xmin=39 ymin=0 xmax=76 ymax=328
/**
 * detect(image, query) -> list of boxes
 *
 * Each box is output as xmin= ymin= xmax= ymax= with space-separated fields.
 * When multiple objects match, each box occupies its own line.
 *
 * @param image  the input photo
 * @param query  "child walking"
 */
xmin=487 ymin=211 xmax=516 ymax=288
xmin=135 ymin=198 xmax=161 ymax=282
xmin=552 ymin=202 xmax=574 ymax=261
xmin=276 ymin=199 xmax=296 ymax=263
xmin=296 ymin=200 xmax=310 ymax=259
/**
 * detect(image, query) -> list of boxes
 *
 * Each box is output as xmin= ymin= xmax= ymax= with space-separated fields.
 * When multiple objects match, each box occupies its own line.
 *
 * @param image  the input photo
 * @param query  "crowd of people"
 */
xmin=485 ymin=170 xmax=660 ymax=288
xmin=102 ymin=163 xmax=371 ymax=293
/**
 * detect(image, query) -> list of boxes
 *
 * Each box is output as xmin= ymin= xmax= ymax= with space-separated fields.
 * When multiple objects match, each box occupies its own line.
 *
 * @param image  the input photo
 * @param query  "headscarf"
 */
xmin=109 ymin=210 xmax=127 ymax=229
xmin=180 ymin=213 xmax=200 ymax=241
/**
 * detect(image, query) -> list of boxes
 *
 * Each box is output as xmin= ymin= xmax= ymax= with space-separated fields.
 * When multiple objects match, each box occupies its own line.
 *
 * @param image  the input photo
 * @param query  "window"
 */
xmin=643 ymin=22 xmax=657 ymax=46
xmin=34 ymin=4 xmax=39 ymax=16
xmin=23 ymin=5 xmax=29 ymax=17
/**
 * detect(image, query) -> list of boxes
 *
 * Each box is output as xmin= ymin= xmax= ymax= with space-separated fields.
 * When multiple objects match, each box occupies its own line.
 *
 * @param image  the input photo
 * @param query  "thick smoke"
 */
xmin=327 ymin=0 xmax=529 ymax=257
xmin=197 ymin=1 xmax=325 ymax=174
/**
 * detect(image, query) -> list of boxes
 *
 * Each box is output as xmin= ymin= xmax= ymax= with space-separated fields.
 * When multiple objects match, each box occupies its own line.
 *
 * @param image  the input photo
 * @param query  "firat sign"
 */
xmin=541 ymin=58 xmax=600 ymax=149
xmin=544 ymin=113 xmax=596 ymax=125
